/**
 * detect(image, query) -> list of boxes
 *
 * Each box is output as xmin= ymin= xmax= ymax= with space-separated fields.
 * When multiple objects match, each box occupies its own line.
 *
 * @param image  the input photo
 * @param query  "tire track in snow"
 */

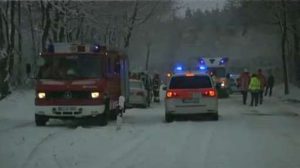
xmin=21 ymin=128 xmax=75 ymax=168
xmin=164 ymin=122 xmax=216 ymax=168
xmin=103 ymin=122 xmax=198 ymax=168
xmin=0 ymin=121 xmax=34 ymax=135
xmin=103 ymin=121 xmax=167 ymax=168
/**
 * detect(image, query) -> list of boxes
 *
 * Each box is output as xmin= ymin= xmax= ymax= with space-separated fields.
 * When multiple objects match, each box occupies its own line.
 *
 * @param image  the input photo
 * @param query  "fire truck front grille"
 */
xmin=47 ymin=91 xmax=91 ymax=99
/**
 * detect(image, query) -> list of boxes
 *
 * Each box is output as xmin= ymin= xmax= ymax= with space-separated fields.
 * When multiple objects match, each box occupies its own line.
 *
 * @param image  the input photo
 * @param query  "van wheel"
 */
xmin=212 ymin=114 xmax=219 ymax=121
xmin=35 ymin=114 xmax=48 ymax=126
xmin=142 ymin=103 xmax=148 ymax=108
xmin=165 ymin=113 xmax=173 ymax=123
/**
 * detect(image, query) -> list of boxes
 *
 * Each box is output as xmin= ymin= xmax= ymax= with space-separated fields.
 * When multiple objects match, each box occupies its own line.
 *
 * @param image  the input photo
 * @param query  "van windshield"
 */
xmin=130 ymin=81 xmax=143 ymax=89
xmin=207 ymin=67 xmax=226 ymax=77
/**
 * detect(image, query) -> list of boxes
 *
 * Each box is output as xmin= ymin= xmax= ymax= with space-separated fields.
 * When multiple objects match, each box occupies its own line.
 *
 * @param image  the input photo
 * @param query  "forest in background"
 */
xmin=0 ymin=0 xmax=299 ymax=99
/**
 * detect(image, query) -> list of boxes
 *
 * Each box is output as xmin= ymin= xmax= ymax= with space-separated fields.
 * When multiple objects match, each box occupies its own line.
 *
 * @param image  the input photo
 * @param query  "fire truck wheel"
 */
xmin=35 ymin=114 xmax=49 ymax=126
xmin=98 ymin=113 xmax=108 ymax=126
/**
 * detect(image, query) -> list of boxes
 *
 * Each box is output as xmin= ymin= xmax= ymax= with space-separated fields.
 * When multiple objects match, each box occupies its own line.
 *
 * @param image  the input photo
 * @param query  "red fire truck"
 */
xmin=34 ymin=43 xmax=129 ymax=126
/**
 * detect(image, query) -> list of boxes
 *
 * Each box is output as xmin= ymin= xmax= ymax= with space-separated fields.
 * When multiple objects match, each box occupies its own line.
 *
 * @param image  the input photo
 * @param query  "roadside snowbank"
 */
xmin=273 ymin=84 xmax=300 ymax=102
xmin=0 ymin=89 xmax=35 ymax=120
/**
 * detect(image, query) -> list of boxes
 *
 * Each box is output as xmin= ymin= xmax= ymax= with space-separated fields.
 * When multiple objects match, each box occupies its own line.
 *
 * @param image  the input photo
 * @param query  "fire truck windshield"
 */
xmin=38 ymin=55 xmax=102 ymax=80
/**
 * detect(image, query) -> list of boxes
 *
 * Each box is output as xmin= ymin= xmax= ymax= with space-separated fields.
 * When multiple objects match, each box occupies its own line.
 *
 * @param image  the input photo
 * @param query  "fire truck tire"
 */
xmin=35 ymin=114 xmax=49 ymax=126
xmin=98 ymin=97 xmax=110 ymax=125
xmin=98 ymin=113 xmax=108 ymax=126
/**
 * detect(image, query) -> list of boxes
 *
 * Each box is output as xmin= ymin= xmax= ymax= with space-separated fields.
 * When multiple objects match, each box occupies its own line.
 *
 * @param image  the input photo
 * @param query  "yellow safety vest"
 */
xmin=249 ymin=77 xmax=261 ymax=91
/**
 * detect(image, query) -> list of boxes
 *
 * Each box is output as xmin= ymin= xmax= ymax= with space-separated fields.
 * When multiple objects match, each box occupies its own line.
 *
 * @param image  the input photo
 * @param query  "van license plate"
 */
xmin=183 ymin=99 xmax=199 ymax=103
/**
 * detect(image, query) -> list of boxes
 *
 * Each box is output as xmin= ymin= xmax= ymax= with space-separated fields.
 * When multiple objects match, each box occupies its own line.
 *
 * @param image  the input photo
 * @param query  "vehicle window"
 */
xmin=207 ymin=67 xmax=226 ymax=77
xmin=169 ymin=76 xmax=212 ymax=89
xmin=38 ymin=55 xmax=102 ymax=79
xmin=130 ymin=81 xmax=143 ymax=89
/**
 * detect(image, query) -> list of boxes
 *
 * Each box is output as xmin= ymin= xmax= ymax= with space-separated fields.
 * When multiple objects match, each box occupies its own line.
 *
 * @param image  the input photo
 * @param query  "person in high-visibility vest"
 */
xmin=248 ymin=74 xmax=261 ymax=107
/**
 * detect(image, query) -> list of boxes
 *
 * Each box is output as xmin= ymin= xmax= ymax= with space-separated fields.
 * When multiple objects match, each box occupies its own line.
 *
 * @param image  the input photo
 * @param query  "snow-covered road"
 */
xmin=1 ymin=90 xmax=300 ymax=168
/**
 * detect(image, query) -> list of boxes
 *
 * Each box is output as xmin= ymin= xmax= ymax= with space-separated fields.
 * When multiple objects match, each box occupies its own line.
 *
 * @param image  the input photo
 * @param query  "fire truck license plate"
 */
xmin=58 ymin=106 xmax=77 ymax=112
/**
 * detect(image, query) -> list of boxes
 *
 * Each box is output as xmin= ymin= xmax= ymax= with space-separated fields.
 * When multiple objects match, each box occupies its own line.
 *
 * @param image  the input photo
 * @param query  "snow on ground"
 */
xmin=274 ymin=84 xmax=300 ymax=102
xmin=1 ymin=89 xmax=300 ymax=168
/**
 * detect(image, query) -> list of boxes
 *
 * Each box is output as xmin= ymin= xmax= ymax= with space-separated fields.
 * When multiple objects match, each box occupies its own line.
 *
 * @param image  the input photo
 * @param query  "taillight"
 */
xmin=166 ymin=91 xmax=178 ymax=98
xmin=202 ymin=89 xmax=217 ymax=97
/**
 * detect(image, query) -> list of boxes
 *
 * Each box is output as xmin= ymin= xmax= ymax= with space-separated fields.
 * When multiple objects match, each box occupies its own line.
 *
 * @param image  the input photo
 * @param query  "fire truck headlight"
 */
xmin=91 ymin=92 xmax=100 ymax=99
xmin=38 ymin=92 xmax=46 ymax=99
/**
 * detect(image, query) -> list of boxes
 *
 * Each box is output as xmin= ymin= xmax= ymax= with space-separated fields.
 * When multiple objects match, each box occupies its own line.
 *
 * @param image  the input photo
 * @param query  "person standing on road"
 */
xmin=152 ymin=73 xmax=161 ymax=102
xmin=265 ymin=72 xmax=274 ymax=97
xmin=257 ymin=69 xmax=266 ymax=104
xmin=249 ymin=74 xmax=261 ymax=107
xmin=238 ymin=69 xmax=251 ymax=105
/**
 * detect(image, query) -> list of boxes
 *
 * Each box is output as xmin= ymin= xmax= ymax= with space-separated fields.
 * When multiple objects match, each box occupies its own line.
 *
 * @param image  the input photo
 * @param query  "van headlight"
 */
xmin=38 ymin=92 xmax=46 ymax=99
xmin=221 ymin=81 xmax=225 ymax=88
xmin=91 ymin=92 xmax=100 ymax=99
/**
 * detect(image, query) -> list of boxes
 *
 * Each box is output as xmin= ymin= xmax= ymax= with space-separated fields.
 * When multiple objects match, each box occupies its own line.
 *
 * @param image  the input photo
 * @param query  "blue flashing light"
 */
xmin=199 ymin=65 xmax=207 ymax=70
xmin=219 ymin=57 xmax=229 ymax=65
xmin=92 ymin=44 xmax=101 ymax=52
xmin=219 ymin=58 xmax=227 ymax=65
xmin=176 ymin=66 xmax=183 ymax=71
xmin=199 ymin=59 xmax=205 ymax=65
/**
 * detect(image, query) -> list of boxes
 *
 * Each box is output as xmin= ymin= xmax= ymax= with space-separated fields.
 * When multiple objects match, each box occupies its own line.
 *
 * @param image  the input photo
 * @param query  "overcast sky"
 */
xmin=177 ymin=0 xmax=226 ymax=16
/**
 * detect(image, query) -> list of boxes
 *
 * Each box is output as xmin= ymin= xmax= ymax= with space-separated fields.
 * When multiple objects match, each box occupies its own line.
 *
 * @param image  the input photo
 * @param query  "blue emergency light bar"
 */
xmin=199 ymin=59 xmax=205 ymax=65
xmin=176 ymin=66 xmax=183 ymax=71
xmin=219 ymin=57 xmax=228 ymax=65
xmin=91 ymin=44 xmax=107 ymax=52
xmin=199 ymin=65 xmax=207 ymax=70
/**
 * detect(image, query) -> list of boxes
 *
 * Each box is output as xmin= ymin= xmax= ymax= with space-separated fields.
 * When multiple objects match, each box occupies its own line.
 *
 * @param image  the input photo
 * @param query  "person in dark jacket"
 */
xmin=238 ymin=69 xmax=250 ymax=105
xmin=152 ymin=73 xmax=161 ymax=102
xmin=265 ymin=73 xmax=274 ymax=96
xmin=257 ymin=69 xmax=266 ymax=104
